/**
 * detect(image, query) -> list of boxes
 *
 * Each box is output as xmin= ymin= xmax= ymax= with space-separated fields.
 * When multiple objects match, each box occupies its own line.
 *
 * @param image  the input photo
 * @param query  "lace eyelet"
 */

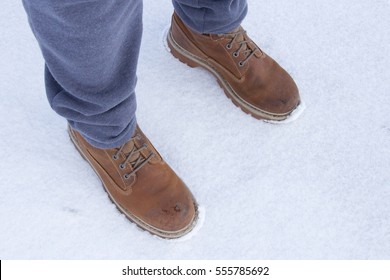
xmin=226 ymin=43 xmax=232 ymax=50
xmin=119 ymin=164 xmax=125 ymax=169
xmin=233 ymin=52 xmax=239 ymax=57
xmin=238 ymin=61 xmax=245 ymax=67
xmin=123 ymin=174 xmax=130 ymax=179
xmin=112 ymin=155 xmax=118 ymax=160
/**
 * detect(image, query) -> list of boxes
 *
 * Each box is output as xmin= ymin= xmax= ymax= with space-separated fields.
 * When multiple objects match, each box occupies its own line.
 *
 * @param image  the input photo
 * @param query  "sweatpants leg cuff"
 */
xmin=69 ymin=117 xmax=137 ymax=149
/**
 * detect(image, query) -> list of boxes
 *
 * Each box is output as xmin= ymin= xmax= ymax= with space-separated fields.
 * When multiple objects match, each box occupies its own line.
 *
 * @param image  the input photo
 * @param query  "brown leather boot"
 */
xmin=68 ymin=125 xmax=198 ymax=238
xmin=168 ymin=12 xmax=301 ymax=121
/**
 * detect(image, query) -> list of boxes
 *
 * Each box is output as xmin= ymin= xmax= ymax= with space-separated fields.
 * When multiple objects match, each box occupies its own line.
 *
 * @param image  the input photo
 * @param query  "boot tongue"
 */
xmin=233 ymin=32 xmax=246 ymax=51
xmin=121 ymin=140 xmax=143 ymax=163
xmin=223 ymin=27 xmax=263 ymax=58
xmin=220 ymin=26 xmax=244 ymax=41
xmin=220 ymin=26 xmax=248 ymax=51
xmin=228 ymin=26 xmax=243 ymax=38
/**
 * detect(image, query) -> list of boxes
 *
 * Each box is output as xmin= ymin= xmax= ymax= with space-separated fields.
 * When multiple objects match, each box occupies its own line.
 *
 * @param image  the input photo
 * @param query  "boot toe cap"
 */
xmin=143 ymin=181 xmax=197 ymax=237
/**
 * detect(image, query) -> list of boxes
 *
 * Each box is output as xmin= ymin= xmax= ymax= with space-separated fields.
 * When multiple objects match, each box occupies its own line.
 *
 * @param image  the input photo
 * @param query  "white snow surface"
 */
xmin=1 ymin=0 xmax=390 ymax=259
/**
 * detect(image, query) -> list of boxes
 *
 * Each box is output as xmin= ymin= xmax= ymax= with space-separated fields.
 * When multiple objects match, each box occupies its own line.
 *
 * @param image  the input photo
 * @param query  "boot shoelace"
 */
xmin=224 ymin=30 xmax=261 ymax=67
xmin=112 ymin=134 xmax=155 ymax=179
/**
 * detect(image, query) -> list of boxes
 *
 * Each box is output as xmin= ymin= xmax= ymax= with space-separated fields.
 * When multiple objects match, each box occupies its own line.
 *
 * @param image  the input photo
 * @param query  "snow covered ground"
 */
xmin=1 ymin=0 xmax=390 ymax=259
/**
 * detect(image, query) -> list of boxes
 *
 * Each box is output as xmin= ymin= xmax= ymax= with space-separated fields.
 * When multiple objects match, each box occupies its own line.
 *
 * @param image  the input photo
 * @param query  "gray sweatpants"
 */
xmin=22 ymin=0 xmax=248 ymax=148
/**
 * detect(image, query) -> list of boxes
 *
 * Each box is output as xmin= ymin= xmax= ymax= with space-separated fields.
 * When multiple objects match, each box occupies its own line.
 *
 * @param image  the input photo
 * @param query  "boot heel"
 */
xmin=167 ymin=35 xmax=199 ymax=68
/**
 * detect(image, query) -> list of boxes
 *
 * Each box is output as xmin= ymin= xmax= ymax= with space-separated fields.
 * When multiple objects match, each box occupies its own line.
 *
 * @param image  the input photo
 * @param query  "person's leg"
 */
xmin=169 ymin=0 xmax=301 ymax=121
xmin=22 ymin=0 xmax=143 ymax=148
xmin=172 ymin=0 xmax=248 ymax=34
xmin=22 ymin=0 xmax=198 ymax=238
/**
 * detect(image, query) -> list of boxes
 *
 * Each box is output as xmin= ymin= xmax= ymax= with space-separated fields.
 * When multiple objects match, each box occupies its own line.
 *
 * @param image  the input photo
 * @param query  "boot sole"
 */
xmin=167 ymin=28 xmax=299 ymax=121
xmin=68 ymin=127 xmax=199 ymax=239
